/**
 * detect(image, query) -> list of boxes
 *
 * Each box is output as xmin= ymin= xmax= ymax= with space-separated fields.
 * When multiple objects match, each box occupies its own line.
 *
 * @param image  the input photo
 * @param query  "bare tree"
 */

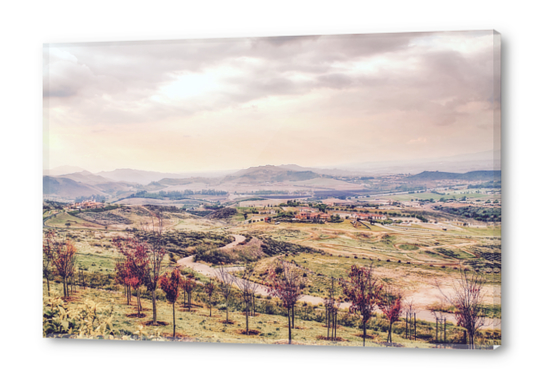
xmin=437 ymin=268 xmax=486 ymax=349
xmin=236 ymin=267 xmax=259 ymax=335
xmin=140 ymin=213 xmax=167 ymax=325
xmin=204 ymin=280 xmax=216 ymax=317
xmin=267 ymin=260 xmax=305 ymax=344
xmin=324 ymin=277 xmax=340 ymax=340
xmin=43 ymin=230 xmax=55 ymax=296
xmin=216 ymin=266 xmax=236 ymax=323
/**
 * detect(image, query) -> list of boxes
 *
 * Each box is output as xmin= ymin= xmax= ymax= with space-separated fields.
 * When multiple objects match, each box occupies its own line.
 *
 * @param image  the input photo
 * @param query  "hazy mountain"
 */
xmin=278 ymin=164 xmax=361 ymax=176
xmin=58 ymin=171 xmax=112 ymax=185
xmin=43 ymin=176 xmax=106 ymax=198
xmin=344 ymin=150 xmax=501 ymax=175
xmin=96 ymin=169 xmax=186 ymax=185
xmin=44 ymin=171 xmax=141 ymax=199
xmin=44 ymin=165 xmax=86 ymax=176
xmin=223 ymin=165 xmax=320 ymax=183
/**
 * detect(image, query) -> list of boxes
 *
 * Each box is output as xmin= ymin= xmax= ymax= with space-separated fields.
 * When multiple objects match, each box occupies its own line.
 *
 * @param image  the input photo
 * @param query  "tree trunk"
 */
xmin=209 ymin=295 xmax=212 ymax=317
xmin=152 ymin=289 xmax=157 ymax=323
xmin=288 ymin=307 xmax=292 ymax=345
xmin=292 ymin=305 xmax=295 ymax=329
xmin=46 ymin=278 xmax=50 ymax=297
xmin=388 ymin=321 xmax=393 ymax=343
xmin=246 ymin=302 xmax=249 ymax=335
xmin=363 ymin=321 xmax=367 ymax=347
xmin=172 ymin=302 xmax=176 ymax=338
xmin=136 ymin=288 xmax=142 ymax=317
xmin=226 ymin=305 xmax=229 ymax=323
xmin=334 ymin=311 xmax=337 ymax=340
xmin=327 ymin=307 xmax=330 ymax=339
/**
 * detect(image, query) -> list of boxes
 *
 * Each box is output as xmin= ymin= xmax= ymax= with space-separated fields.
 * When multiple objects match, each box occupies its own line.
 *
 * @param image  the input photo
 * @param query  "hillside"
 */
xmin=223 ymin=165 xmax=320 ymax=183
xmin=97 ymin=169 xmax=185 ymax=185
xmin=43 ymin=176 xmax=105 ymax=198
xmin=407 ymin=170 xmax=501 ymax=182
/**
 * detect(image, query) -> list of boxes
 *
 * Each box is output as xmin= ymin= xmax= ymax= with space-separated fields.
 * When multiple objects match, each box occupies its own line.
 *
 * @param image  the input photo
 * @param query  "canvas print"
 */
xmin=43 ymin=30 xmax=501 ymax=349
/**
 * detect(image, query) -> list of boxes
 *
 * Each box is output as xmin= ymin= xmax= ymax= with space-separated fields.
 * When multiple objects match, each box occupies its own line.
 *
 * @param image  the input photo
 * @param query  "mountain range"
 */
xmin=43 ymin=159 xmax=502 ymax=200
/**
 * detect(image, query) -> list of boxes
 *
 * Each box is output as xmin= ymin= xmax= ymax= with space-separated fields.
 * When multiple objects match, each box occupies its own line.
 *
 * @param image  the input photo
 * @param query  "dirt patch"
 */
xmin=354 ymin=333 xmax=378 ymax=340
xmin=273 ymin=340 xmax=305 ymax=345
xmin=161 ymin=332 xmax=191 ymax=339
xmin=126 ymin=313 xmax=146 ymax=318
xmin=220 ymin=320 xmax=236 ymax=325
xmin=240 ymin=312 xmax=260 ymax=316
xmin=283 ymin=325 xmax=307 ymax=330
xmin=177 ymin=308 xmax=198 ymax=312
xmin=316 ymin=335 xmax=349 ymax=342
xmin=142 ymin=320 xmax=169 ymax=326
xmin=378 ymin=342 xmax=405 ymax=348
xmin=321 ymin=324 xmax=343 ymax=329
xmin=235 ymin=329 xmax=261 ymax=336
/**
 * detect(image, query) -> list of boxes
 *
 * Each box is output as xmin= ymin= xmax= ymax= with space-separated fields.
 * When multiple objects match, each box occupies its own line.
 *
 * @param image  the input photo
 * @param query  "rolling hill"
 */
xmin=406 ymin=170 xmax=501 ymax=181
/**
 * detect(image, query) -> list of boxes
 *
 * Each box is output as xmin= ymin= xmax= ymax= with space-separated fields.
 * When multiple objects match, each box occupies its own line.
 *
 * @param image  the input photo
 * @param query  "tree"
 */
xmin=216 ymin=266 xmax=236 ymax=323
xmin=159 ymin=269 xmax=181 ymax=338
xmin=237 ymin=268 xmax=259 ymax=335
xmin=437 ymin=268 xmax=486 ymax=348
xmin=378 ymin=287 xmax=403 ymax=343
xmin=267 ymin=260 xmax=305 ymax=344
xmin=113 ymin=236 xmax=150 ymax=317
xmin=49 ymin=233 xmax=77 ymax=299
xmin=114 ymin=259 xmax=132 ymax=305
xmin=141 ymin=214 xmax=167 ymax=324
xmin=325 ymin=277 xmax=340 ymax=340
xmin=204 ymin=280 xmax=216 ymax=317
xmin=180 ymin=275 xmax=196 ymax=310
xmin=341 ymin=264 xmax=382 ymax=346
xmin=43 ymin=230 xmax=56 ymax=296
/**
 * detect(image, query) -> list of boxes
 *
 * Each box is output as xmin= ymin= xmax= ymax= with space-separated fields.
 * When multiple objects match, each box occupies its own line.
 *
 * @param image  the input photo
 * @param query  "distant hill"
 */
xmin=43 ymin=176 xmax=106 ymax=198
xmin=44 ymin=165 xmax=86 ymax=176
xmin=406 ymin=170 xmax=501 ymax=181
xmin=58 ymin=171 xmax=112 ymax=185
xmin=96 ymin=169 xmax=185 ymax=185
xmin=44 ymin=171 xmax=140 ymax=199
xmin=223 ymin=165 xmax=320 ymax=183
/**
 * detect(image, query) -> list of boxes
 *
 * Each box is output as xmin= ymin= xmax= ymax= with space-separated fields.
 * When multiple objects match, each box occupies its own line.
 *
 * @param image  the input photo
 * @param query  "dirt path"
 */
xmin=177 ymin=255 xmax=500 ymax=330
xmin=219 ymin=234 xmax=246 ymax=249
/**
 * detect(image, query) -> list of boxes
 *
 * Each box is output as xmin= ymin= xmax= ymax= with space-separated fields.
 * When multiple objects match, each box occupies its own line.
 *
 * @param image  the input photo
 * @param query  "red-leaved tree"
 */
xmin=159 ymin=269 xmax=182 ymax=338
xmin=113 ymin=237 xmax=150 ymax=317
xmin=378 ymin=287 xmax=403 ymax=343
xmin=114 ymin=260 xmax=132 ymax=305
xmin=267 ymin=260 xmax=304 ymax=344
xmin=341 ymin=264 xmax=382 ymax=346
xmin=49 ymin=234 xmax=77 ymax=299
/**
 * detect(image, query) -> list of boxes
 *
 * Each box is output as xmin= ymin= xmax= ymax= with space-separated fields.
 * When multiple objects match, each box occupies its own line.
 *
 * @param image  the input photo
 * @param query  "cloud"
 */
xmin=44 ymin=31 xmax=500 ymax=172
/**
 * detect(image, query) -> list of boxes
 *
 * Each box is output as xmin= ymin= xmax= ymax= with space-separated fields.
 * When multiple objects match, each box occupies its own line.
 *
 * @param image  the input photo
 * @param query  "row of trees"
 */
xmin=44 ymin=219 xmax=487 ymax=348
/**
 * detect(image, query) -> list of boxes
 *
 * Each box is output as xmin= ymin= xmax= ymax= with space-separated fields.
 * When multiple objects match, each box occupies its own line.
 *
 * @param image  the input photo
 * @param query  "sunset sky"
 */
xmin=43 ymin=31 xmax=500 ymax=173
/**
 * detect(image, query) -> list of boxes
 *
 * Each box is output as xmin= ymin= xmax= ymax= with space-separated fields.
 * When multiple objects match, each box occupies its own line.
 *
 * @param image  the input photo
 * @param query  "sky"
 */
xmin=43 ymin=31 xmax=500 ymax=173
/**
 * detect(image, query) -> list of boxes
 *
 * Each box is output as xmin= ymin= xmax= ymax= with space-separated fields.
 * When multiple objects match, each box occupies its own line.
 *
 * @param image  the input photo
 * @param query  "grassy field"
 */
xmin=45 ymin=281 xmax=501 ymax=347
xmin=43 ymin=202 xmax=501 ymax=347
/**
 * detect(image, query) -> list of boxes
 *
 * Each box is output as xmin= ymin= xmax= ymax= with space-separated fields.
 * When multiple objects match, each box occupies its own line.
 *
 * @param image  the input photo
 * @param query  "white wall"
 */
xmin=1 ymin=1 xmax=537 ymax=378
